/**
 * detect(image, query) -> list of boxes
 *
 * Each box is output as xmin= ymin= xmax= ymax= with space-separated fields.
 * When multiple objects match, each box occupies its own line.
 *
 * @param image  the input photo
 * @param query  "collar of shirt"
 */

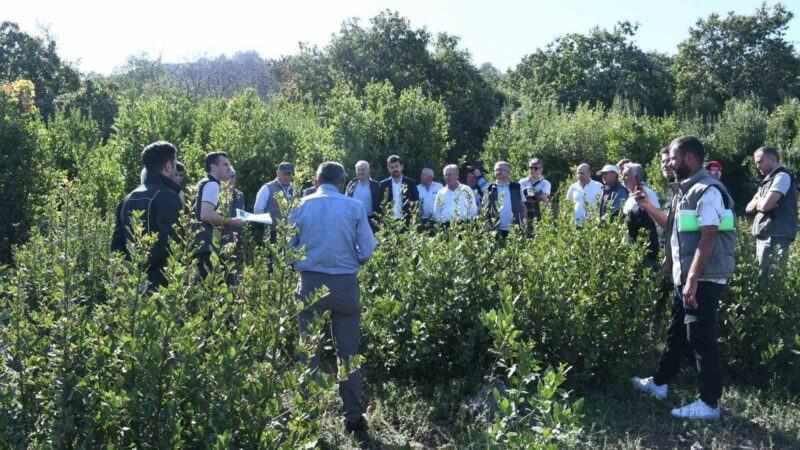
xmin=320 ymin=184 xmax=339 ymax=193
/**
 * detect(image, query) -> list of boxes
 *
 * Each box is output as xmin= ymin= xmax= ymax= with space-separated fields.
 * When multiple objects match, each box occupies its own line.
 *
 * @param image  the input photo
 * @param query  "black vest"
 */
xmin=485 ymin=181 xmax=522 ymax=229
xmin=753 ymin=167 xmax=798 ymax=240
xmin=193 ymin=174 xmax=220 ymax=254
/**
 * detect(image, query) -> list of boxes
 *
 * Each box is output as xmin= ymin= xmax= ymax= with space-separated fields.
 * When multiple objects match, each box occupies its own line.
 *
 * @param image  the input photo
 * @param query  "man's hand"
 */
xmin=226 ymin=217 xmax=245 ymax=228
xmin=745 ymin=195 xmax=760 ymax=215
xmin=633 ymin=186 xmax=651 ymax=209
xmin=682 ymin=277 xmax=699 ymax=309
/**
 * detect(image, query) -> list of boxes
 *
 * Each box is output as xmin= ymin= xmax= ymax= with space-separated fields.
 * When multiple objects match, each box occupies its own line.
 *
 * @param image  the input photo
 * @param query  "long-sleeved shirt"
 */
xmin=352 ymin=179 xmax=374 ymax=216
xmin=289 ymin=184 xmax=377 ymax=275
xmin=434 ymin=183 xmax=478 ymax=223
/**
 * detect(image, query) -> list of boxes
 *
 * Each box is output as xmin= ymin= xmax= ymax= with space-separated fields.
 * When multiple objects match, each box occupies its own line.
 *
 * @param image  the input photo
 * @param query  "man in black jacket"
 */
xmin=346 ymin=160 xmax=381 ymax=231
xmin=377 ymin=155 xmax=419 ymax=224
xmin=111 ymin=141 xmax=184 ymax=288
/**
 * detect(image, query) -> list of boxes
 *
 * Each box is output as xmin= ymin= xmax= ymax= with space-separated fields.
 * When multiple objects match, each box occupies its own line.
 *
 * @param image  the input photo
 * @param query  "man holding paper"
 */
xmin=193 ymin=151 xmax=244 ymax=280
xmin=631 ymin=136 xmax=736 ymax=421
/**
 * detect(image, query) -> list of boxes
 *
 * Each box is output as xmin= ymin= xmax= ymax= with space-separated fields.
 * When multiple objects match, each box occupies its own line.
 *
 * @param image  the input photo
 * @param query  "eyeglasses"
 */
xmin=530 ymin=167 xmax=542 ymax=171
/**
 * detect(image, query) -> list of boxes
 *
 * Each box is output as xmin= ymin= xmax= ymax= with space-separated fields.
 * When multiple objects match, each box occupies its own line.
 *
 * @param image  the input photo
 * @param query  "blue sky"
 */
xmin=6 ymin=0 xmax=800 ymax=74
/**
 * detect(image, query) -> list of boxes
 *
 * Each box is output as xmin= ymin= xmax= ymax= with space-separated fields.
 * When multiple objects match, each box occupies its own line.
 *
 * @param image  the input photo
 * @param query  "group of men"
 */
xmin=110 ymin=135 xmax=797 ymax=438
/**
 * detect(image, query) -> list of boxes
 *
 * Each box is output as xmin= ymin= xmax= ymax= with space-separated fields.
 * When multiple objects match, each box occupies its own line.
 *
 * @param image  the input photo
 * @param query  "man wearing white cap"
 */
xmin=598 ymin=164 xmax=629 ymax=220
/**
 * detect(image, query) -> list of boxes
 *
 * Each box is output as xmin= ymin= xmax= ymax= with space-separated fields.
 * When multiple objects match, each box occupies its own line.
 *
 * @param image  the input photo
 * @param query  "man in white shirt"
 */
xmin=194 ymin=151 xmax=244 ymax=279
xmin=519 ymin=158 xmax=551 ymax=222
xmin=434 ymin=164 xmax=477 ymax=223
xmin=565 ymin=163 xmax=603 ymax=225
xmin=417 ymin=167 xmax=444 ymax=224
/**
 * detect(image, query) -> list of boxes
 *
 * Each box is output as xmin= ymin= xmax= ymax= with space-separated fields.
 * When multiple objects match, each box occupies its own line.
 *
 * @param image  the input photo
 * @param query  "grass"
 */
xmin=314 ymin=372 xmax=800 ymax=449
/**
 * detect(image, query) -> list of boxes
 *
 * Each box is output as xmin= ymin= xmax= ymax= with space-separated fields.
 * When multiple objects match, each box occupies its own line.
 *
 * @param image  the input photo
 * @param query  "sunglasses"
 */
xmin=530 ymin=166 xmax=542 ymax=171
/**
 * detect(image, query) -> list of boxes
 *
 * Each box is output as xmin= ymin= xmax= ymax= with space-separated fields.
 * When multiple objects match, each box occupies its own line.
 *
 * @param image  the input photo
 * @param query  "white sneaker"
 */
xmin=671 ymin=399 xmax=720 ymax=420
xmin=632 ymin=376 xmax=668 ymax=400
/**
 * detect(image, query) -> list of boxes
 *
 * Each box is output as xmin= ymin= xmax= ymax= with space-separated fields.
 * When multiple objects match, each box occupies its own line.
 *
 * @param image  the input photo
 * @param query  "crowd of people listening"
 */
xmin=110 ymin=135 xmax=796 ymax=433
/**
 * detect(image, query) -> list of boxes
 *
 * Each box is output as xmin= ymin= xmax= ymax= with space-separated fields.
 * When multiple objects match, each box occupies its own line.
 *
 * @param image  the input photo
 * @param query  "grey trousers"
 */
xmin=296 ymin=271 xmax=363 ymax=422
xmin=756 ymin=236 xmax=792 ymax=279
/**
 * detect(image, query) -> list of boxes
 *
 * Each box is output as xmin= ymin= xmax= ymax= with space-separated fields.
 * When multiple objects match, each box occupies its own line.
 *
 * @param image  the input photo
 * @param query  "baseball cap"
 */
xmin=706 ymin=161 xmax=722 ymax=172
xmin=597 ymin=164 xmax=619 ymax=175
xmin=277 ymin=162 xmax=294 ymax=172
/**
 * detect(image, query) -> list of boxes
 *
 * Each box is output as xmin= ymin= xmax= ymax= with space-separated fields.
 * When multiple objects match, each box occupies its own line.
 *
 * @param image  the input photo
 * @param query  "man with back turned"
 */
xmin=289 ymin=162 xmax=377 ymax=440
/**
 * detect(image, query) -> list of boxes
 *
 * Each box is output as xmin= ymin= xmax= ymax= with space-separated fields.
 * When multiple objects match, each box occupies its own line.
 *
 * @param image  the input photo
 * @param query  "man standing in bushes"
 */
xmin=632 ymin=136 xmax=736 ymax=421
xmin=111 ymin=141 xmax=184 ymax=288
xmin=745 ymin=147 xmax=797 ymax=280
xmin=346 ymin=160 xmax=381 ymax=232
xmin=565 ymin=163 xmax=603 ymax=226
xmin=378 ymin=154 xmax=419 ymax=224
xmin=194 ymin=151 xmax=244 ymax=280
xmin=254 ymin=162 xmax=295 ymax=243
xmin=598 ymin=164 xmax=628 ymax=220
xmin=520 ymin=158 xmax=551 ymax=223
xmin=417 ymin=167 xmax=444 ymax=226
xmin=484 ymin=161 xmax=527 ymax=237
xmin=434 ymin=164 xmax=478 ymax=224
xmin=289 ymin=161 xmax=377 ymax=439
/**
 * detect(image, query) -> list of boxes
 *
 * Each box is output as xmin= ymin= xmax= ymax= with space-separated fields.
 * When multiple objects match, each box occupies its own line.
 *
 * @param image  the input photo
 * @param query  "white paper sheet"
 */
xmin=236 ymin=209 xmax=273 ymax=224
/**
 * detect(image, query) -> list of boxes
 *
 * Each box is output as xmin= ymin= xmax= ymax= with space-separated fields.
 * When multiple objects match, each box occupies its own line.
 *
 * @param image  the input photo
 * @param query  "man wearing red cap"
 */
xmin=705 ymin=161 xmax=722 ymax=181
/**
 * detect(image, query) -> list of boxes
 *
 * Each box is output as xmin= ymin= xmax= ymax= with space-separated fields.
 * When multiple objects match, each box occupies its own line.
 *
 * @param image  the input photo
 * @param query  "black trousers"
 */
xmin=653 ymin=281 xmax=723 ymax=406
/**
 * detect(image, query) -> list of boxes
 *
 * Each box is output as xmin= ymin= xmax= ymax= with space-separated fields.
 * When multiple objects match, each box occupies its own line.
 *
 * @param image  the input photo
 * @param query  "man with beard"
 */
xmin=632 ymin=136 xmax=736 ymax=421
xmin=111 ymin=141 xmax=184 ymax=288
xmin=746 ymin=147 xmax=798 ymax=279
xmin=378 ymin=155 xmax=419 ymax=225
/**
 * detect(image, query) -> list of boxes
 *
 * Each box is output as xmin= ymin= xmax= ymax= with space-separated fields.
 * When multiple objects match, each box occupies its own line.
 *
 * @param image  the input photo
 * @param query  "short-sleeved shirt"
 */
xmin=418 ymin=181 xmax=444 ymax=219
xmin=623 ymin=185 xmax=660 ymax=215
xmin=671 ymin=187 xmax=726 ymax=285
xmin=495 ymin=182 xmax=526 ymax=231
xmin=519 ymin=177 xmax=552 ymax=198
xmin=565 ymin=180 xmax=603 ymax=224
xmin=201 ymin=180 xmax=221 ymax=207
xmin=769 ymin=170 xmax=792 ymax=195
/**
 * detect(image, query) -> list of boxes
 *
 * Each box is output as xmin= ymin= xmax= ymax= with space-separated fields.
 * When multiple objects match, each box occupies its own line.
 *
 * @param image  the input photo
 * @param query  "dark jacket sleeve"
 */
xmin=405 ymin=177 xmax=419 ymax=202
xmin=110 ymin=198 xmax=128 ymax=256
xmin=148 ymin=191 xmax=182 ymax=271
xmin=371 ymin=180 xmax=382 ymax=216
xmin=377 ymin=180 xmax=389 ymax=213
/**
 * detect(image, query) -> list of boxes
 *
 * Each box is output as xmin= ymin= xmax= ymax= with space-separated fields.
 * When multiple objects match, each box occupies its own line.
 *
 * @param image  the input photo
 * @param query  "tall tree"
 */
xmin=674 ymin=4 xmax=800 ymax=114
xmin=0 ymin=21 xmax=80 ymax=118
xmin=505 ymin=22 xmax=675 ymax=114
xmin=277 ymin=10 xmax=503 ymax=164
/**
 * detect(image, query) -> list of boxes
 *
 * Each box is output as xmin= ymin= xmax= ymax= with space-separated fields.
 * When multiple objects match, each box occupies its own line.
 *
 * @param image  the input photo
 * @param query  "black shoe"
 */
xmin=345 ymin=416 xmax=370 ymax=445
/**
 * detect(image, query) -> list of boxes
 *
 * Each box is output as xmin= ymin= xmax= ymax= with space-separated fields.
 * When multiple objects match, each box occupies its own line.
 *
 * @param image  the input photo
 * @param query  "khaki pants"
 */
xmin=296 ymin=271 xmax=363 ymax=422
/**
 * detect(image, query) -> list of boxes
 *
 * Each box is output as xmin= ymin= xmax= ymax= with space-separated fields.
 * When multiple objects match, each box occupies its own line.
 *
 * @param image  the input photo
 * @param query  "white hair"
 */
xmin=443 ymin=164 xmax=459 ymax=175
xmin=494 ymin=161 xmax=511 ymax=171
xmin=355 ymin=160 xmax=370 ymax=170
xmin=421 ymin=167 xmax=434 ymax=177
xmin=625 ymin=163 xmax=645 ymax=182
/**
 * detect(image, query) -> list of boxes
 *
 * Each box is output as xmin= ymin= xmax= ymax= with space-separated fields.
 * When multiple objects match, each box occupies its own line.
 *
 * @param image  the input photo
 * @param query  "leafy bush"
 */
xmin=0 ymin=80 xmax=46 ymax=262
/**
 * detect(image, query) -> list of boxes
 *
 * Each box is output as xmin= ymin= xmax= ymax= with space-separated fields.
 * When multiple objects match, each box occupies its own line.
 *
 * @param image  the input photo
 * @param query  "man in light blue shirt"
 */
xmin=289 ymin=161 xmax=376 ymax=437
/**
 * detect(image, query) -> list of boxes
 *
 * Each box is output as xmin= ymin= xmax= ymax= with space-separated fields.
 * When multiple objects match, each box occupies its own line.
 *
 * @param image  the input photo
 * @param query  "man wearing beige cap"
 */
xmin=255 ymin=161 xmax=295 ymax=243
